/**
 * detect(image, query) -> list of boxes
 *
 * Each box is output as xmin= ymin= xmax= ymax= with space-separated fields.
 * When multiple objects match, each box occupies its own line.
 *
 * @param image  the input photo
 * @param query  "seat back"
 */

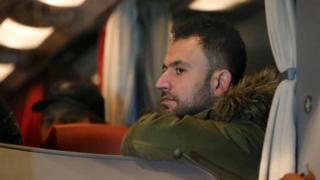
xmin=43 ymin=124 xmax=128 ymax=155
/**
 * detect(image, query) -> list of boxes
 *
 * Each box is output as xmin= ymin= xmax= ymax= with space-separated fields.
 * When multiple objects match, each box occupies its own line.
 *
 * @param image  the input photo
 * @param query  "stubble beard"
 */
xmin=160 ymin=80 xmax=215 ymax=117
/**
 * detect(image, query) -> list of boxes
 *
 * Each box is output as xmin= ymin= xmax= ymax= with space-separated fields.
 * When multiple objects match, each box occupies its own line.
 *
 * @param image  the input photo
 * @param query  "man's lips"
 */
xmin=160 ymin=96 xmax=176 ymax=105
xmin=160 ymin=94 xmax=175 ymax=100
xmin=160 ymin=97 xmax=173 ymax=102
xmin=160 ymin=92 xmax=177 ymax=105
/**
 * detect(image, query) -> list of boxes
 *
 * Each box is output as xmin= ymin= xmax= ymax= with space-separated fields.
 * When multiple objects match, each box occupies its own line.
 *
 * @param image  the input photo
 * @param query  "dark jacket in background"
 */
xmin=0 ymin=97 xmax=23 ymax=145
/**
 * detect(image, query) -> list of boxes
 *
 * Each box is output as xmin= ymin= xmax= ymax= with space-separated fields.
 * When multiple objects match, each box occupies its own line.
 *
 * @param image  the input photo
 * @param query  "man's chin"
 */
xmin=159 ymin=103 xmax=176 ymax=114
xmin=161 ymin=105 xmax=173 ymax=112
xmin=161 ymin=106 xmax=188 ymax=118
xmin=160 ymin=100 xmax=176 ymax=109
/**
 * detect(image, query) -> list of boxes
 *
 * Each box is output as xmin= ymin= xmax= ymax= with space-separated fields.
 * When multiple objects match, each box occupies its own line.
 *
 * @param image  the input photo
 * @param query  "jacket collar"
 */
xmin=196 ymin=67 xmax=280 ymax=124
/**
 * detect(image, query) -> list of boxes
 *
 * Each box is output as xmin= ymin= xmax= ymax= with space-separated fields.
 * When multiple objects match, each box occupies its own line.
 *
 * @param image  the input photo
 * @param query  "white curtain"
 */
xmin=259 ymin=0 xmax=297 ymax=179
xmin=102 ymin=0 xmax=140 ymax=125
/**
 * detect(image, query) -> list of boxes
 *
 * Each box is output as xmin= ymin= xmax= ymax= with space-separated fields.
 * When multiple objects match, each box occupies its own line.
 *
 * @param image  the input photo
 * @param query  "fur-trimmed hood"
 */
xmin=203 ymin=67 xmax=280 ymax=128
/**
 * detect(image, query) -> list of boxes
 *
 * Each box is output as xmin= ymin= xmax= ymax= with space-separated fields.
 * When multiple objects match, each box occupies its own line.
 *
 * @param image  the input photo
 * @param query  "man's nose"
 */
xmin=155 ymin=73 xmax=171 ymax=91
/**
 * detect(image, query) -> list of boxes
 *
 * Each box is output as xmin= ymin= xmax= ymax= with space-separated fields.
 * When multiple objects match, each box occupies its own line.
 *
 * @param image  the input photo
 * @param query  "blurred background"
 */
xmin=0 ymin=0 xmax=275 ymax=149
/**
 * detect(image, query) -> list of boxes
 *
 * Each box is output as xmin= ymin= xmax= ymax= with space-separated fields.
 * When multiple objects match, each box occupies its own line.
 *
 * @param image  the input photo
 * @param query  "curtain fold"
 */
xmin=17 ymin=82 xmax=43 ymax=147
xmin=259 ymin=0 xmax=297 ymax=179
xmin=101 ymin=0 xmax=171 ymax=125
xmin=102 ymin=0 xmax=140 ymax=125
xmin=97 ymin=26 xmax=106 ymax=93
xmin=135 ymin=2 xmax=171 ymax=118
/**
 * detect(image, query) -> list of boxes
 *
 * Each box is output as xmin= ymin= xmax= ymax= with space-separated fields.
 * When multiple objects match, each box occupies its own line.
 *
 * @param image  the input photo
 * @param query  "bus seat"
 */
xmin=43 ymin=124 xmax=128 ymax=155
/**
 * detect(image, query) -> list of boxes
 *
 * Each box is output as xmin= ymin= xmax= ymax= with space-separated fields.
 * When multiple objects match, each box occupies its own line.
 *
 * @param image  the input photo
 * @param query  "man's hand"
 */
xmin=281 ymin=170 xmax=315 ymax=180
xmin=281 ymin=173 xmax=304 ymax=180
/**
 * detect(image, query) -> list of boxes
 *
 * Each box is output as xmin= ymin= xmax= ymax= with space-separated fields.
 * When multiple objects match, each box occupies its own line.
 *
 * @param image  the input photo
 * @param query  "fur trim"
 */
xmin=211 ymin=67 xmax=280 ymax=124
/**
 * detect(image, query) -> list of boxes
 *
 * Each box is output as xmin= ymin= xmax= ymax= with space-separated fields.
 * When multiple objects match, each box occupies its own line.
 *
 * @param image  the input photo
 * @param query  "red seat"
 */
xmin=43 ymin=124 xmax=128 ymax=155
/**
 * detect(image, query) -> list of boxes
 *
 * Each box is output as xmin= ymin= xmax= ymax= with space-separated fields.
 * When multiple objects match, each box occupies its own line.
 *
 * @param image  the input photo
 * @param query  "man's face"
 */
xmin=156 ymin=37 xmax=215 ymax=116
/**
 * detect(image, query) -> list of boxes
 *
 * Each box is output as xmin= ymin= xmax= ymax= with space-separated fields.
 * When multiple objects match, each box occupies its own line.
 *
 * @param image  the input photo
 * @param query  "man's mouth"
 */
xmin=160 ymin=97 xmax=174 ymax=106
xmin=159 ymin=91 xmax=174 ymax=103
xmin=159 ymin=97 xmax=174 ymax=111
xmin=160 ymin=96 xmax=173 ymax=101
xmin=160 ymin=92 xmax=176 ymax=102
xmin=159 ymin=92 xmax=178 ymax=109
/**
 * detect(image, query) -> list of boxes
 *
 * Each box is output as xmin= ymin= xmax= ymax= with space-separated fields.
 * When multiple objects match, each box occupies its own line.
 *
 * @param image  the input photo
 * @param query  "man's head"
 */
xmin=32 ymin=82 xmax=106 ymax=141
xmin=156 ymin=15 xmax=246 ymax=117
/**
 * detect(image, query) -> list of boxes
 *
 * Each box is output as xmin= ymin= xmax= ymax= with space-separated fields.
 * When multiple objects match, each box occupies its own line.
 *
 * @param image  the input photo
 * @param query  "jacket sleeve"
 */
xmin=121 ymin=112 xmax=264 ymax=179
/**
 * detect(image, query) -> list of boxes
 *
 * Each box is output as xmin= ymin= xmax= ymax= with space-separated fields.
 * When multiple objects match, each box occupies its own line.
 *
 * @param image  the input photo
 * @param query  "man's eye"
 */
xmin=175 ymin=68 xmax=185 ymax=75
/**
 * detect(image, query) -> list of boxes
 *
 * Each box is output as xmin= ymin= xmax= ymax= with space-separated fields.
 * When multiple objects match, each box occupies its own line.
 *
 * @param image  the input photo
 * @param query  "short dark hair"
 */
xmin=32 ymin=82 xmax=106 ymax=127
xmin=40 ymin=102 xmax=105 ymax=128
xmin=171 ymin=14 xmax=247 ymax=84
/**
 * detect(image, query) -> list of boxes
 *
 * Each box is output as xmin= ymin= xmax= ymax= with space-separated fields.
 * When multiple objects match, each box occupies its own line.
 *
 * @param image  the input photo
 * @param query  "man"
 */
xmin=32 ymin=82 xmax=106 ymax=143
xmin=121 ymin=15 xmax=280 ymax=179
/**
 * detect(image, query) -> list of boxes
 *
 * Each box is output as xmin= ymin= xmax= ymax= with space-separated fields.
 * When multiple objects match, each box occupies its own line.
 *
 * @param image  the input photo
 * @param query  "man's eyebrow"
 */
xmin=162 ymin=60 xmax=192 ymax=69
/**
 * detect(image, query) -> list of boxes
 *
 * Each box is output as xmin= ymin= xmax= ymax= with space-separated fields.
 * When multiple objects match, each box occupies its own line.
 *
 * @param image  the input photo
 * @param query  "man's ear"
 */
xmin=210 ymin=70 xmax=232 ymax=96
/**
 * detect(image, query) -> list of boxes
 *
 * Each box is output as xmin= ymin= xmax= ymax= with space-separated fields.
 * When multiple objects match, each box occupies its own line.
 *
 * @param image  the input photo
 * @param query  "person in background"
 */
xmin=121 ymin=14 xmax=280 ymax=179
xmin=0 ymin=97 xmax=22 ymax=145
xmin=32 ymin=81 xmax=106 ymax=143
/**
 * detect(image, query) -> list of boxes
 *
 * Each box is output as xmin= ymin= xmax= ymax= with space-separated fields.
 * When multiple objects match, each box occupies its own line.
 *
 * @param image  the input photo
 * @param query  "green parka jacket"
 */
xmin=121 ymin=68 xmax=280 ymax=180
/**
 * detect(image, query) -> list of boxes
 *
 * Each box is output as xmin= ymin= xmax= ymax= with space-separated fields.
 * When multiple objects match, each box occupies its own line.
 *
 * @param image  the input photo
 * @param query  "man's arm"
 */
xmin=121 ymin=112 xmax=264 ymax=179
